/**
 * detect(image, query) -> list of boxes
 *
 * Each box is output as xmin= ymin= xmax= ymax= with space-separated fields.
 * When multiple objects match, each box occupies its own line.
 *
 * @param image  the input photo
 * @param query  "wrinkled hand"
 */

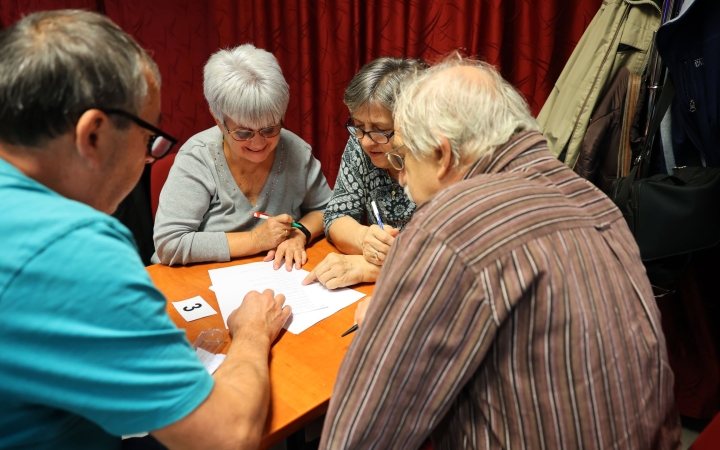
xmin=264 ymin=230 xmax=308 ymax=271
xmin=251 ymin=214 xmax=294 ymax=251
xmin=227 ymin=289 xmax=291 ymax=343
xmin=302 ymin=253 xmax=371 ymax=290
xmin=362 ymin=224 xmax=399 ymax=266
xmin=354 ymin=296 xmax=371 ymax=327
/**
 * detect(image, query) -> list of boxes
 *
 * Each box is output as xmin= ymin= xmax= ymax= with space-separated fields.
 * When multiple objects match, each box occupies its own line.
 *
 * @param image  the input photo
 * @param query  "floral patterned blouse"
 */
xmin=323 ymin=136 xmax=416 ymax=237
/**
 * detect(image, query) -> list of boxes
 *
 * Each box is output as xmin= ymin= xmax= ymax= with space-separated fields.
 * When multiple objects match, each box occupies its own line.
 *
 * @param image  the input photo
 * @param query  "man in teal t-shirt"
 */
xmin=0 ymin=10 xmax=291 ymax=449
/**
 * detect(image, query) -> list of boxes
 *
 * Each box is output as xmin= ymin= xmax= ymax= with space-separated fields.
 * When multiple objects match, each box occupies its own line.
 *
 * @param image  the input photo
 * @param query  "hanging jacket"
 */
xmin=537 ymin=0 xmax=661 ymax=169
xmin=574 ymin=67 xmax=646 ymax=193
xmin=656 ymin=0 xmax=720 ymax=168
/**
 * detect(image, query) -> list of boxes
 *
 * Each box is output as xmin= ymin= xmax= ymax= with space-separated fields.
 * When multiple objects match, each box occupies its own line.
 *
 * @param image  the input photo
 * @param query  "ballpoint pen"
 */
xmin=341 ymin=324 xmax=358 ymax=337
xmin=371 ymin=201 xmax=384 ymax=230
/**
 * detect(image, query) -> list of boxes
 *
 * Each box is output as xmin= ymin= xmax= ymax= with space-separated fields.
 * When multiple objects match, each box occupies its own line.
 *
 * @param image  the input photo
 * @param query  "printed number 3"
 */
xmin=183 ymin=303 xmax=202 ymax=312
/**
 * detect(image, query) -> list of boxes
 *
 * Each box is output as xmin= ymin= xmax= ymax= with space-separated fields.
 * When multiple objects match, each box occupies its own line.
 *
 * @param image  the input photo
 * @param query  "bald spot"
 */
xmin=436 ymin=65 xmax=492 ymax=87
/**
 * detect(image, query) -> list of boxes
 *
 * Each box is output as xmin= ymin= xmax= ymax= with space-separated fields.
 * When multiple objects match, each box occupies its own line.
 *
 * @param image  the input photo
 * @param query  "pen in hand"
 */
xmin=252 ymin=211 xmax=303 ymax=229
xmin=371 ymin=201 xmax=384 ymax=230
xmin=343 ymin=297 xmax=369 ymax=336
xmin=341 ymin=324 xmax=358 ymax=337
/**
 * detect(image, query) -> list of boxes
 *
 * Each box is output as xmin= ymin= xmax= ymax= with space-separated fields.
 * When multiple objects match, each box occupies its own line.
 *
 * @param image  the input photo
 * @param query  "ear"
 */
xmin=75 ymin=109 xmax=112 ymax=170
xmin=435 ymin=134 xmax=454 ymax=180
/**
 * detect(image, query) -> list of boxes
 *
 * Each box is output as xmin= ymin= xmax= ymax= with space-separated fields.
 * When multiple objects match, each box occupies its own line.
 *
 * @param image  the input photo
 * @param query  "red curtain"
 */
xmin=1 ymin=0 xmax=601 ymax=191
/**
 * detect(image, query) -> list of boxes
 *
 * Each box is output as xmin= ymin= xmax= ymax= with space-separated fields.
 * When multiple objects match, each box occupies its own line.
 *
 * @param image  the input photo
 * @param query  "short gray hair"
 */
xmin=344 ymin=57 xmax=428 ymax=114
xmin=394 ymin=55 xmax=538 ymax=168
xmin=0 ymin=9 xmax=160 ymax=147
xmin=203 ymin=44 xmax=289 ymax=129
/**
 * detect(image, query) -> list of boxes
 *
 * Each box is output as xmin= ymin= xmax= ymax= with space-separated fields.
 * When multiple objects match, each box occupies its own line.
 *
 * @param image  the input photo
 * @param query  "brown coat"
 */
xmin=574 ymin=67 xmax=645 ymax=193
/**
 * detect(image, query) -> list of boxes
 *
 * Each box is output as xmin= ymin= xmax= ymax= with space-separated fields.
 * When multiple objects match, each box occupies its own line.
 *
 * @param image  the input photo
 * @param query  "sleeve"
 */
xmin=322 ymin=137 xmax=368 ymax=236
xmin=300 ymin=151 xmax=333 ymax=215
xmin=0 ymin=221 xmax=214 ymax=436
xmin=319 ymin=228 xmax=500 ymax=449
xmin=153 ymin=148 xmax=231 ymax=265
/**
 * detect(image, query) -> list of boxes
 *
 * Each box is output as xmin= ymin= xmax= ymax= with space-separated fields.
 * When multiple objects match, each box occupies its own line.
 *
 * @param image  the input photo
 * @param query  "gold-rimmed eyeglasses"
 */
xmin=385 ymin=144 xmax=406 ymax=170
xmin=223 ymin=121 xmax=283 ymax=141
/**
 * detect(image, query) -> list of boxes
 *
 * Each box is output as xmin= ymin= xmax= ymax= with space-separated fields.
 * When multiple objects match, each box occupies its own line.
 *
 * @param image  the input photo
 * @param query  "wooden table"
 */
xmin=146 ymin=238 xmax=373 ymax=449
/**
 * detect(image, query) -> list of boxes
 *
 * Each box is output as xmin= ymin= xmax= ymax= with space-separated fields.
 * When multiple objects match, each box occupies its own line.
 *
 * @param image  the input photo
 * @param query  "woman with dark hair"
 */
xmin=303 ymin=57 xmax=427 ymax=289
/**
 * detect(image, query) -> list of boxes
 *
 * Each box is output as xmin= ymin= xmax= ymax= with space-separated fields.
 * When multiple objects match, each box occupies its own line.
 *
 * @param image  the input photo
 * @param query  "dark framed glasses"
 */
xmin=385 ymin=144 xmax=406 ymax=170
xmin=223 ymin=121 xmax=283 ymax=141
xmin=345 ymin=118 xmax=395 ymax=144
xmin=100 ymin=108 xmax=177 ymax=159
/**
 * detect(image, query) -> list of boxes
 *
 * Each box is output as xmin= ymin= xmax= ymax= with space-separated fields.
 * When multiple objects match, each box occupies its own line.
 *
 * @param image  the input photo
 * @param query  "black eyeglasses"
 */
xmin=100 ymin=109 xmax=178 ymax=159
xmin=385 ymin=144 xmax=406 ymax=170
xmin=345 ymin=118 xmax=395 ymax=144
xmin=223 ymin=121 xmax=283 ymax=141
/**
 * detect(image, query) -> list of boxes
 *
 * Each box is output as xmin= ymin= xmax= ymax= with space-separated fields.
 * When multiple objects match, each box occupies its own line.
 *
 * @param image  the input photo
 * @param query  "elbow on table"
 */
xmin=154 ymin=236 xmax=192 ymax=266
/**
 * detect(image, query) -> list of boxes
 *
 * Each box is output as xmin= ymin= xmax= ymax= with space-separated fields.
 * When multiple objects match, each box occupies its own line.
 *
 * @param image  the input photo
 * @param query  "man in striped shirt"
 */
xmin=320 ymin=56 xmax=681 ymax=449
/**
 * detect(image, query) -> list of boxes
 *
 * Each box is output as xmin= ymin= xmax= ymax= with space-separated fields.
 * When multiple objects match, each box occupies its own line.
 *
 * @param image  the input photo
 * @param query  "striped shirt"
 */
xmin=320 ymin=131 xmax=681 ymax=450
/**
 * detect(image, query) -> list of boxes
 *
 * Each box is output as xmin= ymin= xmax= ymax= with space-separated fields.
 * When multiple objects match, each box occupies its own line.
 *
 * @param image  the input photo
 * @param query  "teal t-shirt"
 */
xmin=0 ymin=158 xmax=214 ymax=449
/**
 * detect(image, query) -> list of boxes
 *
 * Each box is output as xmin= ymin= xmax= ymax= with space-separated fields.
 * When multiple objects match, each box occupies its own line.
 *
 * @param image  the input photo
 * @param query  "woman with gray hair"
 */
xmin=303 ymin=57 xmax=426 ymax=289
xmin=153 ymin=44 xmax=332 ymax=268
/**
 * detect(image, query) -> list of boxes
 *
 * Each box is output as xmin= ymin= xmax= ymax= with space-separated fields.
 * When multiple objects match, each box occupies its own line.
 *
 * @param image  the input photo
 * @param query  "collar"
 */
xmin=463 ymin=130 xmax=546 ymax=180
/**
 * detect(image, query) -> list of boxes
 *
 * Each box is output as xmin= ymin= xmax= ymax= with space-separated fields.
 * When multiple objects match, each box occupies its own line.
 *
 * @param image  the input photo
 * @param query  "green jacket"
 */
xmin=537 ymin=0 xmax=661 ymax=169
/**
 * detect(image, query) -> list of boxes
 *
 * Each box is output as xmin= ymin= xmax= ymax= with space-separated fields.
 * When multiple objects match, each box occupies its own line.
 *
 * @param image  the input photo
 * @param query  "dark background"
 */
xmin=1 ymin=0 xmax=602 ymax=211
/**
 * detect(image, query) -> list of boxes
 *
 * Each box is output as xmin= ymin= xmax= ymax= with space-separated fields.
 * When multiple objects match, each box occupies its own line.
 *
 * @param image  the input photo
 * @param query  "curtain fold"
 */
xmin=1 ymin=0 xmax=602 ymax=186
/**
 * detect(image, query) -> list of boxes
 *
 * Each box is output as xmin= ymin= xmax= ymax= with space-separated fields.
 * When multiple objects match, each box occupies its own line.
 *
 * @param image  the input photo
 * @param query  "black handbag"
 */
xmin=611 ymin=78 xmax=720 ymax=261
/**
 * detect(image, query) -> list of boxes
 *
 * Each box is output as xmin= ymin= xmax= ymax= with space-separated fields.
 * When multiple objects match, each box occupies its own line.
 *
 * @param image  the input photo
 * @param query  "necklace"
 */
xmin=214 ymin=141 xmax=284 ymax=209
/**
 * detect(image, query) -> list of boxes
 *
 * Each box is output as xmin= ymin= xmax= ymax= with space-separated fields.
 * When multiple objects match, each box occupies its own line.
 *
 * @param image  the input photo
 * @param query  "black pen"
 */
xmin=341 ymin=324 xmax=358 ymax=337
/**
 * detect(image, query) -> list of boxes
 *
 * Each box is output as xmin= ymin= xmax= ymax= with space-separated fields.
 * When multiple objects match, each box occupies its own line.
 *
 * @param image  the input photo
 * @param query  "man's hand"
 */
xmin=302 ymin=253 xmax=378 ymax=290
xmin=354 ymin=297 xmax=371 ymax=327
xmin=264 ymin=229 xmax=308 ymax=271
xmin=250 ymin=214 xmax=294 ymax=251
xmin=362 ymin=225 xmax=399 ymax=266
xmin=227 ymin=289 xmax=291 ymax=343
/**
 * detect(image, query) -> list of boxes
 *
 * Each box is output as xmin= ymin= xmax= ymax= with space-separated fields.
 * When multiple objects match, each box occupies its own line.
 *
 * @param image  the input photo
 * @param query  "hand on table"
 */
xmin=251 ymin=214 xmax=294 ymax=251
xmin=362 ymin=224 xmax=398 ymax=266
xmin=227 ymin=289 xmax=291 ymax=343
xmin=264 ymin=229 xmax=308 ymax=271
xmin=301 ymin=253 xmax=378 ymax=290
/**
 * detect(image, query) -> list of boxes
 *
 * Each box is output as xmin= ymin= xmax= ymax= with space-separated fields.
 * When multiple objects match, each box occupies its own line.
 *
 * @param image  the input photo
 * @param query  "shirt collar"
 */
xmin=463 ymin=130 xmax=546 ymax=180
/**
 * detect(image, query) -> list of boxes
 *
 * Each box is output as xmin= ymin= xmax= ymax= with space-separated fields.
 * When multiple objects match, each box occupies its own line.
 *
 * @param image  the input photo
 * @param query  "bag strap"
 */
xmin=637 ymin=76 xmax=676 ymax=178
xmin=613 ymin=77 xmax=675 ymax=210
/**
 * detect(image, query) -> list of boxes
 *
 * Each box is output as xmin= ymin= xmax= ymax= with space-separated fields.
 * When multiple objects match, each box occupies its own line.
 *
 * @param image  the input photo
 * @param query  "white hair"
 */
xmin=394 ymin=54 xmax=538 ymax=168
xmin=203 ymin=44 xmax=289 ymax=129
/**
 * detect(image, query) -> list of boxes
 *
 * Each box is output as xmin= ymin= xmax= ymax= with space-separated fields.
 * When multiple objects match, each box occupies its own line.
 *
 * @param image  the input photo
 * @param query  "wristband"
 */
xmin=292 ymin=222 xmax=311 ymax=243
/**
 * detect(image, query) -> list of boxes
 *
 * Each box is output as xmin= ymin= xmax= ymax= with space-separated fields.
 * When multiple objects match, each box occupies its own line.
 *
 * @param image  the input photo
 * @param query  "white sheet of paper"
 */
xmin=208 ymin=262 xmax=366 ymax=334
xmin=195 ymin=347 xmax=227 ymax=374
xmin=282 ymin=283 xmax=366 ymax=334
xmin=209 ymin=262 xmax=327 ymax=315
xmin=172 ymin=296 xmax=217 ymax=322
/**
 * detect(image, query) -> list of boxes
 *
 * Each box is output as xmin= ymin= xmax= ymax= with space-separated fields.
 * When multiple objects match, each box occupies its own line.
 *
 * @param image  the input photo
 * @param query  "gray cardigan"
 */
xmin=152 ymin=126 xmax=332 ymax=265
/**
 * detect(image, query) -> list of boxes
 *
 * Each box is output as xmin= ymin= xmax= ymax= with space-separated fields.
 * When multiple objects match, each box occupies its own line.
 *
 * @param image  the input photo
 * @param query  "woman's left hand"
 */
xmin=264 ymin=229 xmax=308 ymax=271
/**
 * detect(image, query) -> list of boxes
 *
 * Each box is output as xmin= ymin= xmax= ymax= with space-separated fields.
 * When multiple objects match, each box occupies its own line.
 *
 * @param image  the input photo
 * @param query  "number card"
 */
xmin=172 ymin=296 xmax=218 ymax=322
